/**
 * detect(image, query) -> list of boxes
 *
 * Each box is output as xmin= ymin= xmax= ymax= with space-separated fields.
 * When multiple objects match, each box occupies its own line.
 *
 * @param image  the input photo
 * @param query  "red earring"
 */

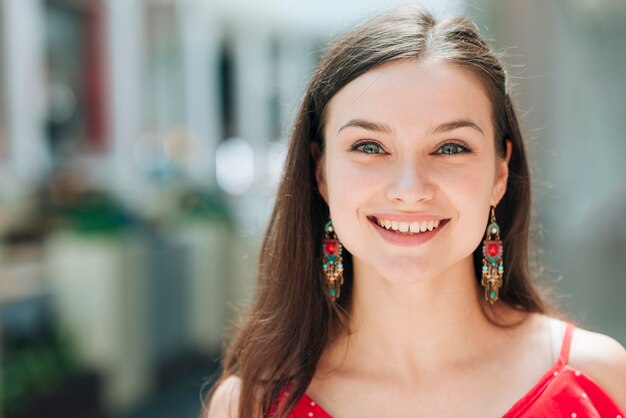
xmin=482 ymin=206 xmax=504 ymax=304
xmin=322 ymin=219 xmax=344 ymax=302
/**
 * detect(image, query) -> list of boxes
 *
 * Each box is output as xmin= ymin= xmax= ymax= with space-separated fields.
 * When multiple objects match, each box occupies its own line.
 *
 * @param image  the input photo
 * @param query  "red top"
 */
xmin=269 ymin=322 xmax=625 ymax=417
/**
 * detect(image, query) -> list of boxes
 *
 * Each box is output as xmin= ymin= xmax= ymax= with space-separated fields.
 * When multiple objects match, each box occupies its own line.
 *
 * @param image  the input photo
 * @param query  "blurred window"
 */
xmin=44 ymin=0 xmax=108 ymax=158
xmin=218 ymin=38 xmax=235 ymax=140
xmin=143 ymin=2 xmax=184 ymax=135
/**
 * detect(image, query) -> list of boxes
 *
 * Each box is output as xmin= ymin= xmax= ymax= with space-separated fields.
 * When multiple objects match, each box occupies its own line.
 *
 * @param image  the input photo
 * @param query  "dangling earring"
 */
xmin=322 ymin=219 xmax=344 ymax=302
xmin=482 ymin=206 xmax=504 ymax=304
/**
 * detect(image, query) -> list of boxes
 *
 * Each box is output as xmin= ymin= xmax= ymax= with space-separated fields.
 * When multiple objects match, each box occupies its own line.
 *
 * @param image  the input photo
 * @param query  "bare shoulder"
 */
xmin=205 ymin=375 xmax=241 ymax=418
xmin=569 ymin=324 xmax=626 ymax=411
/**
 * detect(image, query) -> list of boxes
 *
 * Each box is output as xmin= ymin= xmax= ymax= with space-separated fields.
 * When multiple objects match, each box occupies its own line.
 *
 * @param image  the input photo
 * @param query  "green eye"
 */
xmin=436 ymin=142 xmax=470 ymax=155
xmin=352 ymin=141 xmax=384 ymax=154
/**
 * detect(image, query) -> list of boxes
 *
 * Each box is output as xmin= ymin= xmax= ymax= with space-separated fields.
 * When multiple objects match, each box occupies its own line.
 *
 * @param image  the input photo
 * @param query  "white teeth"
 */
xmin=374 ymin=217 xmax=444 ymax=235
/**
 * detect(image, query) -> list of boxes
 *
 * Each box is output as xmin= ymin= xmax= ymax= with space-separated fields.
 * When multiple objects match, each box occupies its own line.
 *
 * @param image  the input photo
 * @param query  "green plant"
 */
xmin=178 ymin=189 xmax=234 ymax=226
xmin=1 ymin=332 xmax=82 ymax=416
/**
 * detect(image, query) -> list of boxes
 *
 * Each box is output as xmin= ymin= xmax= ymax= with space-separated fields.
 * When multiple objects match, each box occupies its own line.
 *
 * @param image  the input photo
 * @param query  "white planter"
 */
xmin=45 ymin=231 xmax=151 ymax=414
xmin=173 ymin=219 xmax=232 ymax=354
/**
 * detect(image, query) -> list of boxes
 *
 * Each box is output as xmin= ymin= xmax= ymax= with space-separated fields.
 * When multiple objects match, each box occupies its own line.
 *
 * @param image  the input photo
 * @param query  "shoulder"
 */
xmin=568 ymin=324 xmax=626 ymax=411
xmin=205 ymin=375 xmax=241 ymax=418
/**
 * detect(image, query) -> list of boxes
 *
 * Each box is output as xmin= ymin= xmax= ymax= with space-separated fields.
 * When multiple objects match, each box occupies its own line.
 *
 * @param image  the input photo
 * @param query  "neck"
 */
xmin=326 ymin=256 xmax=527 ymax=383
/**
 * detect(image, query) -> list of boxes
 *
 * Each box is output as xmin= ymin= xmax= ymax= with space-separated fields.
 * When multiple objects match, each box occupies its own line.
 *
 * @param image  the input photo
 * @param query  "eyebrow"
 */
xmin=337 ymin=119 xmax=393 ymax=135
xmin=336 ymin=118 xmax=484 ymax=136
xmin=431 ymin=119 xmax=484 ymax=136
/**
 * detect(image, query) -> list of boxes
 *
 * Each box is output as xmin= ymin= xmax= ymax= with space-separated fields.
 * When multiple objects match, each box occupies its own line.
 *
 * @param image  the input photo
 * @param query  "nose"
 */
xmin=385 ymin=158 xmax=436 ymax=204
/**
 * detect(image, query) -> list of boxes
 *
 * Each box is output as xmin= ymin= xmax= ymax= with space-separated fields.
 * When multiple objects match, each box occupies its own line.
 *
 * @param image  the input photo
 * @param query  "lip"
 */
xmin=368 ymin=213 xmax=448 ymax=223
xmin=367 ymin=216 xmax=450 ymax=246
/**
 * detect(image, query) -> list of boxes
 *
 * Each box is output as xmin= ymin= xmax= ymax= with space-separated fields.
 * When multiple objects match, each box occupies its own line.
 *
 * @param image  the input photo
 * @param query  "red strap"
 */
xmin=558 ymin=322 xmax=575 ymax=365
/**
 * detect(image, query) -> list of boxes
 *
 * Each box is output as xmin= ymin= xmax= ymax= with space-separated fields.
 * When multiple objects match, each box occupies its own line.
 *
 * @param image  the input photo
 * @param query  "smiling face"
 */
xmin=314 ymin=59 xmax=511 ymax=286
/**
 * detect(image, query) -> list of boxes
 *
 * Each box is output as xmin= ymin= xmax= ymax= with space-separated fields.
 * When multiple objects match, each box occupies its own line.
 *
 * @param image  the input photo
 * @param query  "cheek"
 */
xmin=433 ymin=161 xmax=495 ymax=201
xmin=324 ymin=158 xmax=379 ymax=243
xmin=459 ymin=173 xmax=490 ymax=199
xmin=325 ymin=156 xmax=495 ymax=221
xmin=325 ymin=157 xmax=380 ymax=201
xmin=441 ymin=166 xmax=495 ymax=241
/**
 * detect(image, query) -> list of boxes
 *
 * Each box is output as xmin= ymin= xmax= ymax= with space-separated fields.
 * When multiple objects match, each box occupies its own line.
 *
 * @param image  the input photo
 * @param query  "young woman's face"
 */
xmin=315 ymin=59 xmax=511 ymax=285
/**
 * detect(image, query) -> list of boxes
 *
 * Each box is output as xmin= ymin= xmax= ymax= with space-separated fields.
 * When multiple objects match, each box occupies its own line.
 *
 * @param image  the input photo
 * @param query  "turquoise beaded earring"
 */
xmin=482 ymin=206 xmax=504 ymax=304
xmin=322 ymin=219 xmax=344 ymax=302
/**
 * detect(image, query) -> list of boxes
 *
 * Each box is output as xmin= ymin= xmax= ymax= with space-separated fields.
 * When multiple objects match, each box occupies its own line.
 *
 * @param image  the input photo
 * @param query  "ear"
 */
xmin=310 ymin=142 xmax=329 ymax=203
xmin=491 ymin=139 xmax=512 ymax=206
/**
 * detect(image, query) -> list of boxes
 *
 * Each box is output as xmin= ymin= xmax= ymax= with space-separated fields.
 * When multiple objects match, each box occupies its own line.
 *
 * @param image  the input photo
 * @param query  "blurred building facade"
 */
xmin=0 ymin=0 xmax=624 ymax=417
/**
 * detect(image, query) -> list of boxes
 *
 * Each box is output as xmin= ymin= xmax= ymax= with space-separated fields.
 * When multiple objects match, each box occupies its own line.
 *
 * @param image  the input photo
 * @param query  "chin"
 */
xmin=375 ymin=258 xmax=436 ymax=285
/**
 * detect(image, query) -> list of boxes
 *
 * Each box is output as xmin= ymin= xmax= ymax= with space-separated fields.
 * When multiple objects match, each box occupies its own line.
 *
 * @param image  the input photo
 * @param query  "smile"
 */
xmin=367 ymin=216 xmax=450 ymax=246
xmin=373 ymin=217 xmax=442 ymax=235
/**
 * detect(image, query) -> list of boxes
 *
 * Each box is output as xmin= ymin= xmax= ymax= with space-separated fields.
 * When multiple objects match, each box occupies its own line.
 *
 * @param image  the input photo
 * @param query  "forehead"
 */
xmin=323 ymin=59 xmax=494 ymax=140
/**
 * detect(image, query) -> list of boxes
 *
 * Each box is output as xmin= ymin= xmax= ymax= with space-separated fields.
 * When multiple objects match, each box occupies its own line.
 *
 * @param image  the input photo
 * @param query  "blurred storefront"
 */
xmin=0 ymin=0 xmax=333 ymax=415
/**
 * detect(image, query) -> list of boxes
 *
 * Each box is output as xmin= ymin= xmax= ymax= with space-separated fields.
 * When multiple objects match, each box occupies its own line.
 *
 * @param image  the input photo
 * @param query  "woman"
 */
xmin=206 ymin=7 xmax=626 ymax=418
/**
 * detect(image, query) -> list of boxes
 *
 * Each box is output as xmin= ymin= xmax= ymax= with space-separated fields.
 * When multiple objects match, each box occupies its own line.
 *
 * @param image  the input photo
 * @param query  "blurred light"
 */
xmin=216 ymin=137 xmax=255 ymax=196
xmin=163 ymin=126 xmax=201 ymax=164
xmin=132 ymin=132 xmax=168 ymax=172
xmin=46 ymin=83 xmax=77 ymax=123
xmin=267 ymin=140 xmax=288 ymax=187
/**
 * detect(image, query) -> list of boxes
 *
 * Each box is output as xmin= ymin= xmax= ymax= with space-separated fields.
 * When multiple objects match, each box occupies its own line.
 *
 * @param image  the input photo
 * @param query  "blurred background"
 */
xmin=0 ymin=0 xmax=624 ymax=417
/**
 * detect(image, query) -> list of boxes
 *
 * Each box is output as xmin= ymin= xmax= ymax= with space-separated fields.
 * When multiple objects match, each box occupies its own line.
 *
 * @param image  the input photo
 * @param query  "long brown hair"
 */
xmin=207 ymin=7 xmax=561 ymax=417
